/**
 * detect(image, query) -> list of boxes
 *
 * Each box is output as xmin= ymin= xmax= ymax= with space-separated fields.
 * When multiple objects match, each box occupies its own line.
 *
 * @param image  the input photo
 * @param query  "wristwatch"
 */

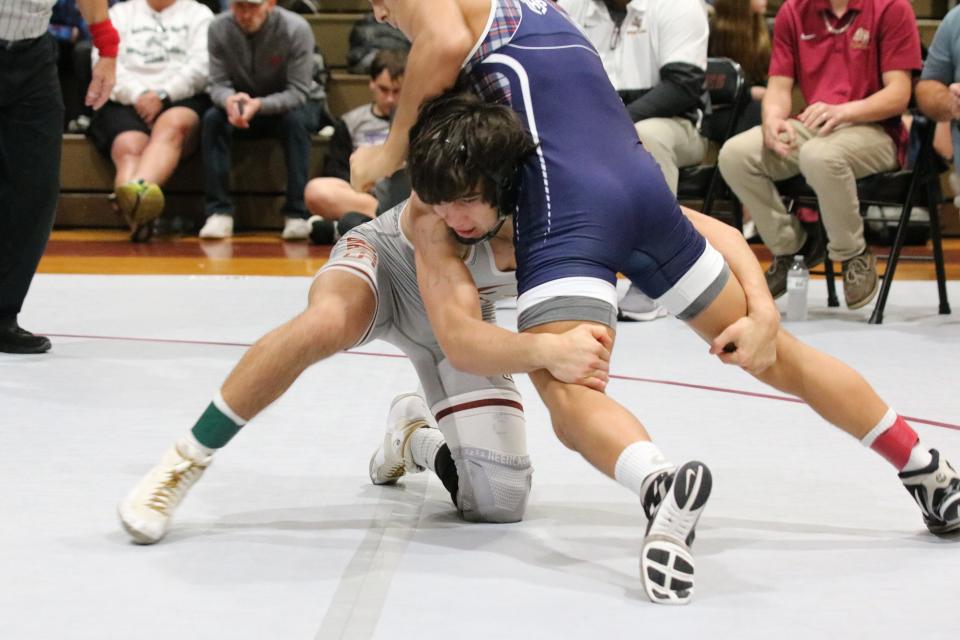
xmin=156 ymin=90 xmax=172 ymax=109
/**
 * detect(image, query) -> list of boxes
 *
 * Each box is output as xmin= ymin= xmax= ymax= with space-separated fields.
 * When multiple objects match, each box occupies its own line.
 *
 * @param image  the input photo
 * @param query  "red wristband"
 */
xmin=89 ymin=19 xmax=119 ymax=59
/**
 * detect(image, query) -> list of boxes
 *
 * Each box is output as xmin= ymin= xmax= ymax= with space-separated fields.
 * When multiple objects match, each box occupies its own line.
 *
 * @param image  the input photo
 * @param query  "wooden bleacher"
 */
xmin=57 ymin=4 xmax=380 ymax=230
xmin=58 ymin=0 xmax=960 ymax=231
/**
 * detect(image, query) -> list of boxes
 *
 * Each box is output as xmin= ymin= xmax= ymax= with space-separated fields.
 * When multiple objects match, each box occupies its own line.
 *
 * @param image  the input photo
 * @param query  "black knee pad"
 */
xmin=338 ymin=211 xmax=374 ymax=235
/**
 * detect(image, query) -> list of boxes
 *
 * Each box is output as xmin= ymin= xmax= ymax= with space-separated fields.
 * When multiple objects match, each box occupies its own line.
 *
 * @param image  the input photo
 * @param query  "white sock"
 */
xmin=614 ymin=441 xmax=673 ymax=498
xmin=409 ymin=428 xmax=445 ymax=472
xmin=180 ymin=432 xmax=216 ymax=460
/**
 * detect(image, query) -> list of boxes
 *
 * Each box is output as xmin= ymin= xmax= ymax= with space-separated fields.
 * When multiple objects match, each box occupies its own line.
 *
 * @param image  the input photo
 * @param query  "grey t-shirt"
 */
xmin=207 ymin=6 xmax=324 ymax=115
xmin=922 ymin=6 xmax=960 ymax=167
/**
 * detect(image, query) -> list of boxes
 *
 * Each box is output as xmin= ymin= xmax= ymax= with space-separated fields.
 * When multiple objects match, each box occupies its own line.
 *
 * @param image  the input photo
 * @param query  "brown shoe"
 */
xmin=842 ymin=249 xmax=879 ymax=310
xmin=765 ymin=231 xmax=826 ymax=299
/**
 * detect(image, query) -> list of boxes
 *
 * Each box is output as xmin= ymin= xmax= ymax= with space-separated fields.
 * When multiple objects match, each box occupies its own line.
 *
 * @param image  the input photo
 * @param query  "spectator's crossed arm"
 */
xmin=917 ymin=8 xmax=960 ymax=122
xmin=624 ymin=0 xmax=707 ymax=122
xmin=207 ymin=24 xmax=234 ymax=110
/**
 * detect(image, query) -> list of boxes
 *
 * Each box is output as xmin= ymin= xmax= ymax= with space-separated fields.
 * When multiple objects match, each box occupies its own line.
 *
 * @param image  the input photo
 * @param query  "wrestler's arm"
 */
xmin=411 ymin=196 xmax=610 ymax=387
xmin=350 ymin=1 xmax=474 ymax=190
xmin=681 ymin=206 xmax=780 ymax=369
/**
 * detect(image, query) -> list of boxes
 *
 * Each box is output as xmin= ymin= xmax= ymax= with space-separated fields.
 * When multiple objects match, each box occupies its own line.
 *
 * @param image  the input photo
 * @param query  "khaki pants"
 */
xmin=634 ymin=117 xmax=708 ymax=195
xmin=717 ymin=121 xmax=897 ymax=261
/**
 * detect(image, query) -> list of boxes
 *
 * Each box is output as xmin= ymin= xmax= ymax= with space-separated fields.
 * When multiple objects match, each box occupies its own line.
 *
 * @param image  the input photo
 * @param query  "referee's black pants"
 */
xmin=0 ymin=34 xmax=63 ymax=324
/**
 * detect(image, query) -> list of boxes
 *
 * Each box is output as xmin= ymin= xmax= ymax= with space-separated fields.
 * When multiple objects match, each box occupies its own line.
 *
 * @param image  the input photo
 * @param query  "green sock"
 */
xmin=191 ymin=392 xmax=246 ymax=449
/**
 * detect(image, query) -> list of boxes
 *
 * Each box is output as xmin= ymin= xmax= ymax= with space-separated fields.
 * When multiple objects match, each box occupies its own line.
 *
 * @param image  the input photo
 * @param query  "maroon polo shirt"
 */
xmin=769 ymin=0 xmax=922 ymax=165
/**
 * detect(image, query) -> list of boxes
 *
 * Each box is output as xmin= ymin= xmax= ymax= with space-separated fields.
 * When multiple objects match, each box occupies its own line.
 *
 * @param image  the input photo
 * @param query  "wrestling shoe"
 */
xmin=118 ymin=438 xmax=212 ymax=544
xmin=369 ymin=392 xmax=433 ymax=485
xmin=115 ymin=179 xmax=164 ymax=242
xmin=899 ymin=449 xmax=960 ymax=535
xmin=640 ymin=460 xmax=712 ymax=605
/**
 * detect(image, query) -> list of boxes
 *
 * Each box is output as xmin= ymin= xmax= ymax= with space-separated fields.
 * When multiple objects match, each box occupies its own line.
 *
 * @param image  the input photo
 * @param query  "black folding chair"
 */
xmin=676 ymin=57 xmax=751 ymax=228
xmin=773 ymin=113 xmax=951 ymax=324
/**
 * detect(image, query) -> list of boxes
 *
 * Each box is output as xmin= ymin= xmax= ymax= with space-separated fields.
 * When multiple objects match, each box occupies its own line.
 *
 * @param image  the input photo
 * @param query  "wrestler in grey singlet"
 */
xmin=319 ymin=201 xmax=531 ymax=523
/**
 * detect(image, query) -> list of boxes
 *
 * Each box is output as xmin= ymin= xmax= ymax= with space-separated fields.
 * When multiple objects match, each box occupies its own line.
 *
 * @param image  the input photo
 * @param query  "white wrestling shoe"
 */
xmin=118 ymin=438 xmax=212 ymax=544
xmin=369 ymin=392 xmax=434 ymax=485
xmin=640 ymin=460 xmax=712 ymax=605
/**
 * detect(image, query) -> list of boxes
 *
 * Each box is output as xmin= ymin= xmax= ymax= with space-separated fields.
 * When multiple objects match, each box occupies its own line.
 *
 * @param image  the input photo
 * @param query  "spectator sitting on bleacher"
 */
xmin=557 ymin=0 xmax=709 ymax=321
xmin=303 ymin=48 xmax=407 ymax=244
xmin=717 ymin=0 xmax=922 ymax=310
xmin=916 ymin=5 xmax=960 ymax=198
xmin=88 ymin=0 xmax=214 ymax=241
xmin=199 ymin=0 xmax=326 ymax=241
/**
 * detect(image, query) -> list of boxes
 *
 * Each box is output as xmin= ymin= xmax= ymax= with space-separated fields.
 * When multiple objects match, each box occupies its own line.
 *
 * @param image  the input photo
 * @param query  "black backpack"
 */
xmin=346 ymin=14 xmax=410 ymax=75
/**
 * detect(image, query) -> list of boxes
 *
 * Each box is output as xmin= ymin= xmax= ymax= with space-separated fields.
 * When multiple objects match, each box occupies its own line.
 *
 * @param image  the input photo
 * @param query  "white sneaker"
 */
xmin=199 ymin=213 xmax=234 ymax=239
xmin=281 ymin=216 xmax=311 ymax=241
xmin=369 ymin=392 xmax=434 ymax=485
xmin=619 ymin=284 xmax=668 ymax=322
xmin=118 ymin=439 xmax=212 ymax=544
xmin=640 ymin=460 xmax=712 ymax=605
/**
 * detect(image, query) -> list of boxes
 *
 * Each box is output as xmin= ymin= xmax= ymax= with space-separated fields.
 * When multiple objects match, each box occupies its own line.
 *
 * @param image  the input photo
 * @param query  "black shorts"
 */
xmin=88 ymin=94 xmax=211 ymax=157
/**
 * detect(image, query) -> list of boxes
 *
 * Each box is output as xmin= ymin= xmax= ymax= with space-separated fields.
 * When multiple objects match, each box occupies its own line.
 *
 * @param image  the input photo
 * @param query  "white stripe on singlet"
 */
xmin=483 ymin=52 xmax=553 ymax=241
xmin=0 ymin=0 xmax=55 ymax=42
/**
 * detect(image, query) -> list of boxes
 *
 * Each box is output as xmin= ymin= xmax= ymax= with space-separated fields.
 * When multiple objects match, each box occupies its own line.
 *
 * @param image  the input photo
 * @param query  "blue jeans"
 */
xmin=201 ymin=99 xmax=322 ymax=218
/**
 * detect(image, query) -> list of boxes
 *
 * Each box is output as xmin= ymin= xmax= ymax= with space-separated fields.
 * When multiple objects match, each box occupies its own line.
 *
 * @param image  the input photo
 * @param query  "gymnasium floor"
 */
xmin=1 ymin=232 xmax=959 ymax=639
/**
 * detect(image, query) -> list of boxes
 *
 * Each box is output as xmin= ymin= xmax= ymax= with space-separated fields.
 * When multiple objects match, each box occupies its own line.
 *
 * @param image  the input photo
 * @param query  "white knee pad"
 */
xmin=434 ymin=389 xmax=532 ymax=523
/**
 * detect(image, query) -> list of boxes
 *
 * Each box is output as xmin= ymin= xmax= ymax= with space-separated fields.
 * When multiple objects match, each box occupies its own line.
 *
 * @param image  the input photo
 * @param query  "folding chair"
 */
xmin=773 ymin=113 xmax=951 ymax=324
xmin=676 ymin=57 xmax=751 ymax=228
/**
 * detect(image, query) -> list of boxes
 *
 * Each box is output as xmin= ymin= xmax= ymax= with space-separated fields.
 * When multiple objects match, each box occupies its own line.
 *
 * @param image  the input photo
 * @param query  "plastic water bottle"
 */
xmin=786 ymin=255 xmax=809 ymax=321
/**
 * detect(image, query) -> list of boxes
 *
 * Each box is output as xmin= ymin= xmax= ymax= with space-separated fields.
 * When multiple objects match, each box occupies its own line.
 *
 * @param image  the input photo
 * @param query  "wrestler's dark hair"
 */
xmin=408 ymin=86 xmax=537 ymax=214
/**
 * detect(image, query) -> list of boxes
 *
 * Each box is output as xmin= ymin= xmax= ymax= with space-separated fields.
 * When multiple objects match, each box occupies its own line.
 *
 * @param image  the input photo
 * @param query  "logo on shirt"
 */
xmin=519 ymin=0 xmax=548 ymax=15
xmin=625 ymin=15 xmax=644 ymax=35
xmin=851 ymin=27 xmax=870 ymax=49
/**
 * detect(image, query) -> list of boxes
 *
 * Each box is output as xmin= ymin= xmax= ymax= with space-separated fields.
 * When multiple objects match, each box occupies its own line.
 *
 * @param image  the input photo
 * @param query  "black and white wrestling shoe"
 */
xmin=640 ymin=460 xmax=712 ymax=605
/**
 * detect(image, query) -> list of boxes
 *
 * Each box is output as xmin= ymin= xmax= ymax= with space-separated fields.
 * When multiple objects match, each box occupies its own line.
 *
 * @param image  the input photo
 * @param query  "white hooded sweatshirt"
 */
xmin=93 ymin=0 xmax=214 ymax=105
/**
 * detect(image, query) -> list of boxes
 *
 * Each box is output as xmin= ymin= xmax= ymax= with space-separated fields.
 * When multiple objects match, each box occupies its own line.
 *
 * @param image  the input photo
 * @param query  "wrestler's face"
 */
xmin=434 ymin=193 xmax=499 ymax=241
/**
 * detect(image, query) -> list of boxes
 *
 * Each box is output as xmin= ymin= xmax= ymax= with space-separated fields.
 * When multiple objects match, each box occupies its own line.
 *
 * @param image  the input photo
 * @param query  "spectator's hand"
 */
xmin=237 ymin=97 xmax=262 ymax=128
xmin=750 ymin=85 xmax=766 ymax=102
xmin=86 ymin=56 xmax=115 ymax=110
xmin=225 ymin=92 xmax=252 ymax=127
xmin=539 ymin=324 xmax=613 ymax=392
xmin=709 ymin=308 xmax=779 ymax=375
xmin=762 ymin=117 xmax=796 ymax=158
xmin=135 ymin=91 xmax=163 ymax=127
xmin=948 ymin=83 xmax=960 ymax=119
xmin=350 ymin=144 xmax=397 ymax=192
xmin=798 ymin=101 xmax=851 ymax=136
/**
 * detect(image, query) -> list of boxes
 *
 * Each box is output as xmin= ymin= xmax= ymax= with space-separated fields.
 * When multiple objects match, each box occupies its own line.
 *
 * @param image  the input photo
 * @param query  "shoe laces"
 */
xmin=642 ymin=471 xmax=673 ymax=520
xmin=843 ymin=255 xmax=872 ymax=287
xmin=145 ymin=454 xmax=207 ymax=515
xmin=766 ymin=256 xmax=792 ymax=277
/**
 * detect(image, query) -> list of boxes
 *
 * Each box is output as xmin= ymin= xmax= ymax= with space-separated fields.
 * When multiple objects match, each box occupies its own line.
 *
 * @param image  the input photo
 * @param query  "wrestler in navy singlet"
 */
xmin=462 ymin=0 xmax=728 ymax=327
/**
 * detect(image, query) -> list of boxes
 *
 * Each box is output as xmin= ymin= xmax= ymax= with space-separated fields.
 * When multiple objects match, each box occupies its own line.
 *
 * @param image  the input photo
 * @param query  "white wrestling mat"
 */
xmin=1 ymin=274 xmax=958 ymax=639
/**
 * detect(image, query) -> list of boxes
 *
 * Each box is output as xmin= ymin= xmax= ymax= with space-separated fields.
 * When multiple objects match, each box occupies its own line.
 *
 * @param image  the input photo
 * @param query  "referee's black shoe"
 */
xmin=0 ymin=319 xmax=51 ymax=354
